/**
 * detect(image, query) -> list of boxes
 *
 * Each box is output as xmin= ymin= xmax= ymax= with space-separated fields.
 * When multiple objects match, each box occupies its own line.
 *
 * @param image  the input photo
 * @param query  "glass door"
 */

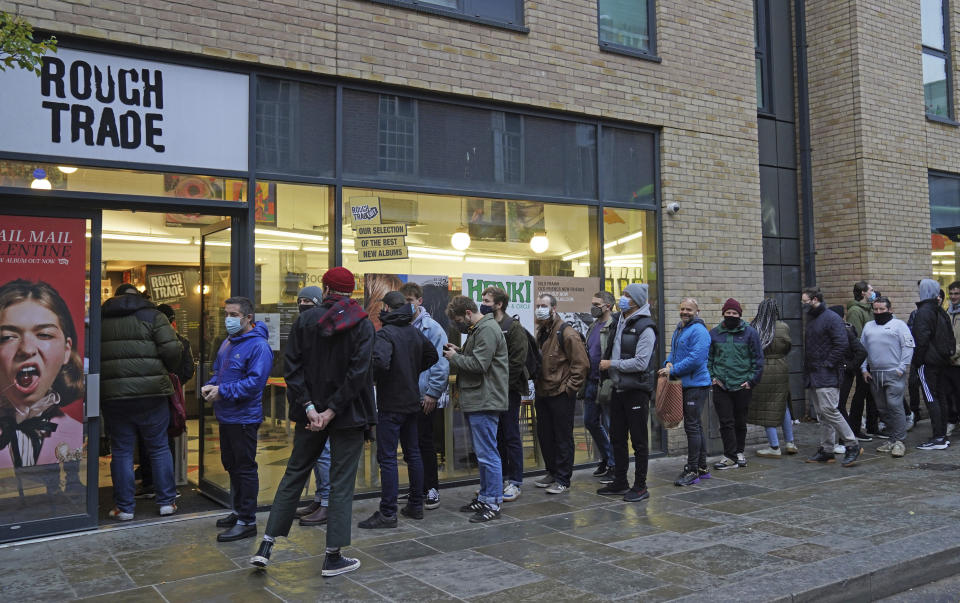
xmin=0 ymin=210 xmax=102 ymax=542
xmin=198 ymin=221 xmax=232 ymax=503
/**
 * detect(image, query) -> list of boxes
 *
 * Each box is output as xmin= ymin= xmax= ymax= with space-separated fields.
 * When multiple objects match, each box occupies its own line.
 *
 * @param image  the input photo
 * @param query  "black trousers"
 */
xmin=535 ymin=392 xmax=575 ymax=487
xmin=417 ymin=408 xmax=442 ymax=492
xmin=497 ymin=391 xmax=523 ymax=485
xmin=908 ymin=366 xmax=922 ymax=415
xmin=839 ymin=370 xmax=854 ymax=428
xmin=219 ymin=422 xmax=260 ymax=524
xmin=713 ymin=387 xmax=751 ymax=460
xmin=939 ymin=365 xmax=960 ymax=424
xmin=848 ymin=372 xmax=879 ymax=434
xmin=919 ymin=365 xmax=947 ymax=439
xmin=608 ymin=389 xmax=650 ymax=491
xmin=682 ymin=386 xmax=710 ymax=469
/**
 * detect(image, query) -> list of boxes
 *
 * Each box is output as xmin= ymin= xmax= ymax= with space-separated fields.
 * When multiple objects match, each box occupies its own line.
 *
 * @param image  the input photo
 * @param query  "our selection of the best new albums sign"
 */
xmin=0 ymin=48 xmax=250 ymax=171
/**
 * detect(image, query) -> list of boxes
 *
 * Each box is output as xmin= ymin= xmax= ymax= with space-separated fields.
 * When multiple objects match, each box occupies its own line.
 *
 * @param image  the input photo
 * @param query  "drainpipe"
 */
xmin=795 ymin=0 xmax=815 ymax=286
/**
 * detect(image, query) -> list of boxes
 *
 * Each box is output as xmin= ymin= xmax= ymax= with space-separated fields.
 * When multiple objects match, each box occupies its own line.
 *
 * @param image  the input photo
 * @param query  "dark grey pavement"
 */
xmin=879 ymin=573 xmax=960 ymax=602
xmin=4 ymin=421 xmax=960 ymax=602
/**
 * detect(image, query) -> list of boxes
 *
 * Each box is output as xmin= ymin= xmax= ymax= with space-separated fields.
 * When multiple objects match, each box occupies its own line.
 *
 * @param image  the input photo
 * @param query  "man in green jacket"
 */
xmin=846 ymin=280 xmax=880 ymax=438
xmin=444 ymin=295 xmax=508 ymax=523
xmin=101 ymin=284 xmax=182 ymax=521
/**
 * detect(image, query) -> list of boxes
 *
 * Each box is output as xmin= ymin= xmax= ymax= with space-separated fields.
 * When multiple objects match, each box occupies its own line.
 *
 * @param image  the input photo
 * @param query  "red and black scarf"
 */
xmin=315 ymin=295 xmax=368 ymax=336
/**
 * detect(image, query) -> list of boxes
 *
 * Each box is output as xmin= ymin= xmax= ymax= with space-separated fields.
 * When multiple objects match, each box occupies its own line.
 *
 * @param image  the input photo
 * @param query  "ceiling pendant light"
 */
xmin=451 ymin=228 xmax=471 ymax=251
xmin=530 ymin=232 xmax=549 ymax=254
xmin=30 ymin=168 xmax=52 ymax=190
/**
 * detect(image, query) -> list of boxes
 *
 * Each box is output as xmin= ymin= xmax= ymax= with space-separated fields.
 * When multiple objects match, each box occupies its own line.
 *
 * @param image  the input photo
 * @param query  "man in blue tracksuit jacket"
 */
xmin=201 ymin=296 xmax=273 ymax=542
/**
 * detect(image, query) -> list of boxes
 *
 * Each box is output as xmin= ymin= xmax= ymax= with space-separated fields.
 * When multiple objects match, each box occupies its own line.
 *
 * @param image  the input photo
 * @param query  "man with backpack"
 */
xmin=532 ymin=293 xmax=588 ymax=495
xmin=845 ymin=281 xmax=882 ymax=439
xmin=912 ymin=279 xmax=955 ymax=450
xmin=829 ymin=305 xmax=868 ymax=445
xmin=482 ymin=286 xmax=529 ymax=502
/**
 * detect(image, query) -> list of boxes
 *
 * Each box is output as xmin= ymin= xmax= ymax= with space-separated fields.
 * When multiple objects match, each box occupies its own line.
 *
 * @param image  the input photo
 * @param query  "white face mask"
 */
xmin=535 ymin=306 xmax=552 ymax=321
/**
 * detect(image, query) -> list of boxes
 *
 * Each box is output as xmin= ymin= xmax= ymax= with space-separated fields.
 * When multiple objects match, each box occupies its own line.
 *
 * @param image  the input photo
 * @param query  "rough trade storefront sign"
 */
xmin=0 ymin=48 xmax=249 ymax=171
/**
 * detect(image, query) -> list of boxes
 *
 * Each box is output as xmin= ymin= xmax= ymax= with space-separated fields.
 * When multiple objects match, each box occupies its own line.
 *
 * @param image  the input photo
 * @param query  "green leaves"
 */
xmin=0 ymin=12 xmax=57 ymax=75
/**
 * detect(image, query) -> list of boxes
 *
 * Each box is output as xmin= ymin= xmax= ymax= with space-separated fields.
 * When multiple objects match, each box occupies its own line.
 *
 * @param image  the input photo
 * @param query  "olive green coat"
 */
xmin=747 ymin=321 xmax=792 ymax=427
xmin=448 ymin=314 xmax=509 ymax=413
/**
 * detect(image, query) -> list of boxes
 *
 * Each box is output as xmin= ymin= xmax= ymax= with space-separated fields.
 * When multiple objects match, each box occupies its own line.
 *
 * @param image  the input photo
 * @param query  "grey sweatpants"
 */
xmin=869 ymin=370 xmax=907 ymax=443
xmin=809 ymin=387 xmax=858 ymax=450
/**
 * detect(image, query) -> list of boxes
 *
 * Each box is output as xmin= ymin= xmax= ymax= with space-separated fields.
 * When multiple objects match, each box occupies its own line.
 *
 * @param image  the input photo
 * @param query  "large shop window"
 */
xmin=367 ymin=0 xmax=524 ymax=29
xmin=343 ymin=90 xmax=598 ymax=199
xmin=930 ymin=171 xmax=960 ymax=288
xmin=922 ymin=0 xmax=953 ymax=119
xmin=0 ymin=159 xmax=248 ymax=201
xmin=255 ymin=78 xmax=335 ymax=177
xmin=598 ymin=0 xmax=657 ymax=58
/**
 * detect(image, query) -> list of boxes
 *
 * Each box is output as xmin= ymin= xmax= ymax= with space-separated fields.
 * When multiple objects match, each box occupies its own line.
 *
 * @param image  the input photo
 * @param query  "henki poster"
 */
xmin=462 ymin=274 xmax=535 ymax=335
xmin=0 ymin=216 xmax=86 ymax=469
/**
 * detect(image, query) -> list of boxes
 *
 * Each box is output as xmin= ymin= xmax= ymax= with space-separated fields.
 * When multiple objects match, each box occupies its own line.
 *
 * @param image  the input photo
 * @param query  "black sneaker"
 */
xmin=216 ymin=512 xmax=239 ymax=528
xmin=598 ymin=468 xmax=616 ymax=484
xmin=805 ymin=447 xmax=836 ymax=463
xmin=917 ymin=437 xmax=950 ymax=450
xmin=250 ymin=540 xmax=273 ymax=568
xmin=869 ymin=429 xmax=890 ymax=440
xmin=357 ymin=511 xmax=398 ymax=529
xmin=592 ymin=461 xmax=609 ymax=477
xmin=596 ymin=483 xmax=630 ymax=495
xmin=321 ymin=552 xmax=361 ymax=577
xmin=841 ymin=444 xmax=863 ymax=467
xmin=674 ymin=467 xmax=700 ymax=487
xmin=424 ymin=488 xmax=440 ymax=510
xmin=459 ymin=498 xmax=487 ymax=513
xmin=623 ymin=487 xmax=650 ymax=502
xmin=400 ymin=505 xmax=423 ymax=520
xmin=853 ymin=432 xmax=873 ymax=442
xmin=698 ymin=467 xmax=712 ymax=480
xmin=469 ymin=503 xmax=501 ymax=523
xmin=134 ymin=486 xmax=156 ymax=500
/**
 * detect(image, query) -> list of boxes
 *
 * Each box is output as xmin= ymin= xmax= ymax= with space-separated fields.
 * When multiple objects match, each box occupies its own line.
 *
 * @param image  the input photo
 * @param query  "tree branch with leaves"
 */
xmin=0 ymin=11 xmax=57 ymax=75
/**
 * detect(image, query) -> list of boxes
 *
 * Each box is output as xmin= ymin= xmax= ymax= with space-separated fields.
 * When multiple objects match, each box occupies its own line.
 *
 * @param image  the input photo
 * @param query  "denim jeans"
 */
xmin=376 ymin=411 xmax=423 ymax=517
xmin=497 ymin=391 xmax=523 ymax=486
xmin=219 ymin=422 xmax=260 ymax=525
xmin=765 ymin=407 xmax=795 ymax=447
xmin=583 ymin=380 xmax=614 ymax=467
xmin=311 ymin=439 xmax=332 ymax=506
xmin=105 ymin=398 xmax=176 ymax=512
xmin=466 ymin=411 xmax=503 ymax=508
xmin=682 ymin=386 xmax=710 ymax=469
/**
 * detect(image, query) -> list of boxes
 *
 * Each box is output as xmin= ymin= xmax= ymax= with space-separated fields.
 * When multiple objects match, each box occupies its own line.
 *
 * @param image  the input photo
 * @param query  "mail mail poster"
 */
xmin=0 ymin=216 xmax=86 ymax=469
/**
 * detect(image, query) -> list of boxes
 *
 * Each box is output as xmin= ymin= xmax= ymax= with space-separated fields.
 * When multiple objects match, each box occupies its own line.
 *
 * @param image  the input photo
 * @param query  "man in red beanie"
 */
xmin=251 ymin=266 xmax=377 ymax=577
xmin=708 ymin=298 xmax=765 ymax=470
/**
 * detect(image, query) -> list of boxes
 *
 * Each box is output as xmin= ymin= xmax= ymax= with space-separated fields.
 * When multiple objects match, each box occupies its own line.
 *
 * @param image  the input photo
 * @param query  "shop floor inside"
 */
xmin=4 ymin=419 xmax=960 ymax=602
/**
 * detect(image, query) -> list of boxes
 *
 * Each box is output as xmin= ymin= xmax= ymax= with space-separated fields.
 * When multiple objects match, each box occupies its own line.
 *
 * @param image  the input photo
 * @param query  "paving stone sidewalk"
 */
xmin=4 ymin=421 xmax=960 ymax=602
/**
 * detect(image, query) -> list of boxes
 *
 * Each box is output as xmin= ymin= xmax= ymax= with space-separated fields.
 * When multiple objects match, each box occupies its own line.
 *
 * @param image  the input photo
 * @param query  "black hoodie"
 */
xmin=372 ymin=305 xmax=440 ymax=414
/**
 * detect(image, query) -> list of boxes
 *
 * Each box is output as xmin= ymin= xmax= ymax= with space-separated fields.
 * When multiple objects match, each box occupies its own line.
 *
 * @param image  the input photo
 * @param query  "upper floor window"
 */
xmin=598 ymin=0 xmax=657 ymax=59
xmin=378 ymin=95 xmax=417 ymax=176
xmin=367 ymin=0 xmax=524 ymax=30
xmin=754 ymin=0 xmax=771 ymax=111
xmin=922 ymin=0 xmax=953 ymax=119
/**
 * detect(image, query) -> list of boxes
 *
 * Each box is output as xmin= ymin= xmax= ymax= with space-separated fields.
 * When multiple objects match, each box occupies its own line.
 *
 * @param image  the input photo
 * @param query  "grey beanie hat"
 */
xmin=297 ymin=286 xmax=324 ymax=305
xmin=623 ymin=283 xmax=649 ymax=308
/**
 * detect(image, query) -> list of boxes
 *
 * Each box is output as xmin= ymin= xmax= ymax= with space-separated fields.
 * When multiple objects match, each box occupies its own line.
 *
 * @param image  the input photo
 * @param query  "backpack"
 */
xmin=842 ymin=322 xmax=866 ymax=375
xmin=933 ymin=307 xmax=957 ymax=359
xmin=501 ymin=314 xmax=543 ymax=381
xmin=556 ymin=322 xmax=586 ymax=350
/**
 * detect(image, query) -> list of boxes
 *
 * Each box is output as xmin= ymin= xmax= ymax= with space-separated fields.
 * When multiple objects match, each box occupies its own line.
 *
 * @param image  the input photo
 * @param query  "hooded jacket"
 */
xmin=412 ymin=308 xmax=450 ymax=404
xmin=206 ymin=321 xmax=273 ymax=424
xmin=101 ymin=293 xmax=182 ymax=402
xmin=708 ymin=319 xmax=764 ymax=390
xmin=284 ymin=295 xmax=377 ymax=430
xmin=845 ymin=298 xmax=873 ymax=336
xmin=665 ymin=318 xmax=712 ymax=388
xmin=912 ymin=279 xmax=950 ymax=368
xmin=448 ymin=313 xmax=509 ymax=413
xmin=373 ymin=305 xmax=440 ymax=414
xmin=803 ymin=302 xmax=848 ymax=388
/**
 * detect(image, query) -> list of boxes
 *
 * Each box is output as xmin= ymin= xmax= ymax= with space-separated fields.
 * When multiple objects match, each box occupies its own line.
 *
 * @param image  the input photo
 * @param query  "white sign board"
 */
xmin=0 ymin=48 xmax=249 ymax=171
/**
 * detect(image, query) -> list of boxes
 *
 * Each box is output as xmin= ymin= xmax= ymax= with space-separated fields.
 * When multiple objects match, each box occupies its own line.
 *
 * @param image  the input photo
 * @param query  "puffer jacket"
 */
xmin=708 ymin=319 xmax=764 ymax=390
xmin=665 ymin=318 xmax=711 ymax=387
xmin=206 ymin=321 xmax=273 ymax=424
xmin=101 ymin=293 xmax=182 ymax=401
xmin=747 ymin=321 xmax=791 ymax=428
xmin=803 ymin=303 xmax=848 ymax=388
xmin=912 ymin=297 xmax=950 ymax=368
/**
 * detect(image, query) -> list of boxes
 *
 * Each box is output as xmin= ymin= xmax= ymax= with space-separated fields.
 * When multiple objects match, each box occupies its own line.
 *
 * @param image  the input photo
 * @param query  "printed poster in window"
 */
xmin=363 ymin=274 xmax=450 ymax=332
xmin=534 ymin=276 xmax=601 ymax=338
xmin=462 ymin=273 xmax=534 ymax=335
xmin=0 ymin=216 xmax=86 ymax=469
xmin=467 ymin=199 xmax=506 ymax=242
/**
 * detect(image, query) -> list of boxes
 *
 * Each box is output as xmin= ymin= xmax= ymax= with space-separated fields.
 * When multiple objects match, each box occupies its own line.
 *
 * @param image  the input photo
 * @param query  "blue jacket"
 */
xmin=207 ymin=321 xmax=273 ymax=424
xmin=665 ymin=318 xmax=712 ymax=387
xmin=413 ymin=308 xmax=450 ymax=406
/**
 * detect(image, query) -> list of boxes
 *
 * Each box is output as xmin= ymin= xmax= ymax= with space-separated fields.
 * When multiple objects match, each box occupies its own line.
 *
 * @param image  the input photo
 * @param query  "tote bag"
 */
xmin=655 ymin=374 xmax=684 ymax=429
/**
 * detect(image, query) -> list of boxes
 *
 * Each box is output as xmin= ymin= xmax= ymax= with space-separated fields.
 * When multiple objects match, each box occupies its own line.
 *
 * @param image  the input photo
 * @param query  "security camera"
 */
xmin=665 ymin=202 xmax=680 ymax=215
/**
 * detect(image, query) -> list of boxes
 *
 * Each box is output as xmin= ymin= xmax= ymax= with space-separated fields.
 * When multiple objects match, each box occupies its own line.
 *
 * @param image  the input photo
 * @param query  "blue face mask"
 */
xmin=867 ymin=291 xmax=877 ymax=302
xmin=618 ymin=296 xmax=632 ymax=311
xmin=225 ymin=316 xmax=244 ymax=335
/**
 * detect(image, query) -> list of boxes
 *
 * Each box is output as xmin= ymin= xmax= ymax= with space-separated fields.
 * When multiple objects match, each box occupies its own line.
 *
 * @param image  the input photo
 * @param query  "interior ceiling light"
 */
xmin=409 ymin=252 xmax=463 ymax=262
xmin=407 ymin=246 xmax=465 ymax=257
xmin=254 ymin=228 xmax=325 ymax=242
xmin=102 ymin=233 xmax=192 ymax=245
xmin=562 ymin=250 xmax=589 ymax=261
xmin=57 ymin=166 xmax=78 ymax=174
xmin=30 ymin=168 xmax=51 ymax=190
xmin=530 ymin=233 xmax=549 ymax=254
xmin=255 ymin=242 xmax=300 ymax=251
xmin=466 ymin=256 xmax=526 ymax=265
xmin=451 ymin=229 xmax=471 ymax=251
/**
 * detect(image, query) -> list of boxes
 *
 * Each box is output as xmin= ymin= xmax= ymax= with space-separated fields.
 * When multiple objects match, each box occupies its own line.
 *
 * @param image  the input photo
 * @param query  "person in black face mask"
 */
xmin=296 ymin=286 xmax=323 ymax=314
xmin=708 ymin=298 xmax=765 ymax=470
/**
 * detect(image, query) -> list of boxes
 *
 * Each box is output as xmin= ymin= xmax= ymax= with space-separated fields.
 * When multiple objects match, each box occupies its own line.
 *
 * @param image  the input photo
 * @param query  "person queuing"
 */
xmin=860 ymin=296 xmax=914 ymax=458
xmin=597 ymin=284 xmax=657 ymax=502
xmin=583 ymin=291 xmax=617 ymax=483
xmin=801 ymin=287 xmax=862 ymax=467
xmin=252 ymin=267 xmax=376 ymax=577
xmin=401 ymin=282 xmax=450 ymax=510
xmin=846 ymin=281 xmax=881 ymax=439
xmin=708 ymin=298 xmax=764 ymax=470
xmin=912 ymin=279 xmax=953 ymax=451
xmin=532 ymin=294 xmax=589 ymax=495
xmin=443 ymin=295 xmax=509 ymax=522
xmin=483 ymin=286 xmax=528 ymax=502
xmin=748 ymin=299 xmax=799 ymax=458
xmin=830 ymin=305 xmax=869 ymax=446
xmin=202 ymin=296 xmax=272 ymax=542
xmin=292 ymin=286 xmax=331 ymax=527
xmin=660 ymin=297 xmax=711 ymax=487
xmin=358 ymin=291 xmax=438 ymax=529
xmin=943 ymin=281 xmax=960 ymax=438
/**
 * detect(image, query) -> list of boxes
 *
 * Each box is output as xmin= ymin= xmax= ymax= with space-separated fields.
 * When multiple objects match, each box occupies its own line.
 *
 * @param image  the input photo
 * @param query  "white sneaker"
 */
xmin=159 ymin=503 xmax=177 ymax=516
xmin=905 ymin=413 xmax=915 ymax=431
xmin=545 ymin=483 xmax=568 ymax=495
xmin=833 ymin=444 xmax=846 ymax=454
xmin=108 ymin=508 xmax=134 ymax=521
xmin=755 ymin=447 xmax=781 ymax=458
xmin=735 ymin=452 xmax=748 ymax=467
xmin=947 ymin=423 xmax=957 ymax=436
xmin=503 ymin=483 xmax=521 ymax=502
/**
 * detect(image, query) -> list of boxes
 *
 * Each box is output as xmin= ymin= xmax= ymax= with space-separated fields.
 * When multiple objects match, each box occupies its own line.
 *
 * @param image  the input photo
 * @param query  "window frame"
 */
xmin=366 ymin=0 xmax=527 ymax=33
xmin=923 ymin=0 xmax=956 ymax=122
xmin=754 ymin=0 xmax=773 ymax=115
xmin=597 ymin=0 xmax=660 ymax=62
